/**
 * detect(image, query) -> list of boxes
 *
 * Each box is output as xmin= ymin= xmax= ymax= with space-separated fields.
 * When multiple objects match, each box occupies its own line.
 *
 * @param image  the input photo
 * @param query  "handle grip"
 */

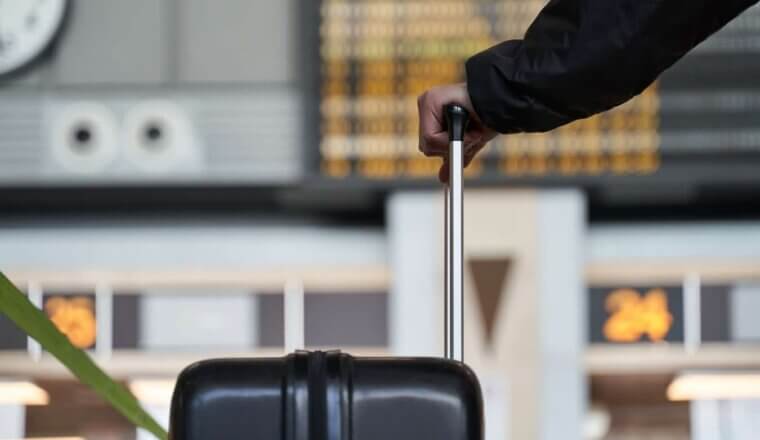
xmin=444 ymin=103 xmax=468 ymax=362
xmin=445 ymin=104 xmax=470 ymax=142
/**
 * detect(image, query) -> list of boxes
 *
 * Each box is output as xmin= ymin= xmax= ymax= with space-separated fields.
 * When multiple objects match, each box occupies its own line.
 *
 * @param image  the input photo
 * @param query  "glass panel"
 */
xmin=304 ymin=292 xmax=387 ymax=347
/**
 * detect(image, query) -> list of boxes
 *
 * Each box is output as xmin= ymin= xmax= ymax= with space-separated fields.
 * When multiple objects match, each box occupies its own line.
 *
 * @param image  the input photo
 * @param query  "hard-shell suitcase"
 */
xmin=168 ymin=105 xmax=483 ymax=440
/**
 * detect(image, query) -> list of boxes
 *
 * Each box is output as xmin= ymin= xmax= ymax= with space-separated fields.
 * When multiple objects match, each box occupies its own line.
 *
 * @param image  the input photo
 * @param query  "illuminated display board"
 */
xmin=44 ymin=294 xmax=97 ymax=350
xmin=308 ymin=1 xmax=760 ymax=184
xmin=589 ymin=286 xmax=684 ymax=344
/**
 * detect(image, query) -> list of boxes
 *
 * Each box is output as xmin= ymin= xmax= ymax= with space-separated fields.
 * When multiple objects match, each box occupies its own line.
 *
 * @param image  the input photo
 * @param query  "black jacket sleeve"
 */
xmin=466 ymin=0 xmax=759 ymax=134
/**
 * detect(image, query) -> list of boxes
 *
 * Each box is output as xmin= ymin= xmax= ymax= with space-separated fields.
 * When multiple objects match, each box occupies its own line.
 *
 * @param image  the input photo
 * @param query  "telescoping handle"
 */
xmin=444 ymin=104 xmax=469 ymax=362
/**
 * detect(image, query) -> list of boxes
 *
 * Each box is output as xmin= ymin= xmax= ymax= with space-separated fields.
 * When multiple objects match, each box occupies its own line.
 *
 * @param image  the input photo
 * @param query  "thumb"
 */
xmin=438 ymin=160 xmax=449 ymax=183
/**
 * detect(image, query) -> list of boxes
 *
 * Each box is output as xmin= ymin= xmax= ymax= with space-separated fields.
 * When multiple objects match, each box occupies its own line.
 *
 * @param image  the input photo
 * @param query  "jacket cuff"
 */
xmin=465 ymin=49 xmax=521 ymax=134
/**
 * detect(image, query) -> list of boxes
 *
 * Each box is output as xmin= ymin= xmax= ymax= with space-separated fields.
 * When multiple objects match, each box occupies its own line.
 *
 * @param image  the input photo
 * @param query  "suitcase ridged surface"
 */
xmin=169 ymin=351 xmax=483 ymax=440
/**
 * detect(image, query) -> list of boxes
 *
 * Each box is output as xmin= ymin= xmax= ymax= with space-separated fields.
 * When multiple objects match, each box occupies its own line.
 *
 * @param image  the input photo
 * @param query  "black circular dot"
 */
xmin=142 ymin=121 xmax=166 ymax=151
xmin=145 ymin=124 xmax=162 ymax=142
xmin=75 ymin=127 xmax=91 ymax=144
xmin=70 ymin=124 xmax=95 ymax=154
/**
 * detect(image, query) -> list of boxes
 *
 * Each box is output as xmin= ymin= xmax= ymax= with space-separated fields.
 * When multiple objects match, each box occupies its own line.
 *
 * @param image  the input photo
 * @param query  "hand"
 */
xmin=418 ymin=83 xmax=497 ymax=182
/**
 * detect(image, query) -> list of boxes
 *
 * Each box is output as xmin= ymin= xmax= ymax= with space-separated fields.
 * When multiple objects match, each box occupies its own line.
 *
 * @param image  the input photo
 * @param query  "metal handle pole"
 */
xmin=444 ymin=104 xmax=468 ymax=362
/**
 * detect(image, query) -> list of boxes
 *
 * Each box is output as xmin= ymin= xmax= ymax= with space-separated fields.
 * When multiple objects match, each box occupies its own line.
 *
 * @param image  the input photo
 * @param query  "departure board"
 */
xmin=307 ymin=1 xmax=760 ymax=185
xmin=311 ymin=0 xmax=658 ymax=181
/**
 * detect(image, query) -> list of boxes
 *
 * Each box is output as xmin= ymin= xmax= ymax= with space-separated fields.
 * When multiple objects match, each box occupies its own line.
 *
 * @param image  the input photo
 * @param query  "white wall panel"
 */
xmin=0 ymin=223 xmax=385 ymax=270
xmin=589 ymin=223 xmax=760 ymax=260
xmin=732 ymin=283 xmax=760 ymax=341
xmin=140 ymin=290 xmax=253 ymax=350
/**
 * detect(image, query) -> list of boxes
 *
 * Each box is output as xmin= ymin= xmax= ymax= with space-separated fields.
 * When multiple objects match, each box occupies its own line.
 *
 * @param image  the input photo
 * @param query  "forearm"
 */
xmin=466 ymin=0 xmax=759 ymax=134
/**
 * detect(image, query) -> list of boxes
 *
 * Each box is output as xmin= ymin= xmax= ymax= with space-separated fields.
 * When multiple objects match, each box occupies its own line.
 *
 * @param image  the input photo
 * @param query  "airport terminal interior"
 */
xmin=1 ymin=0 xmax=760 ymax=439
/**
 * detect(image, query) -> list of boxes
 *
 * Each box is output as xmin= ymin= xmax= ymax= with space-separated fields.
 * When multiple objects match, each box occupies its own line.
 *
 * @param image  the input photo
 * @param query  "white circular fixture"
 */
xmin=51 ymin=102 xmax=118 ymax=173
xmin=0 ymin=0 xmax=69 ymax=75
xmin=124 ymin=101 xmax=196 ymax=172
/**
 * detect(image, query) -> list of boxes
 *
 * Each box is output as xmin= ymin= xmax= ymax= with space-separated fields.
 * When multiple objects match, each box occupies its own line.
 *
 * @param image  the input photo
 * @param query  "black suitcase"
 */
xmin=168 ymin=105 xmax=483 ymax=440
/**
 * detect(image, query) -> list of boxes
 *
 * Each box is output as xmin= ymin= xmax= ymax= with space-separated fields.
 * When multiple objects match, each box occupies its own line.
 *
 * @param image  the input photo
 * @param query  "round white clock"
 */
xmin=0 ymin=0 xmax=68 ymax=75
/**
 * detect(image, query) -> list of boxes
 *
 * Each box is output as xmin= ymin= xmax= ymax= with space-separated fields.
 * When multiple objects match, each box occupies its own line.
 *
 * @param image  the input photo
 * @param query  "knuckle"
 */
xmin=420 ymin=146 xmax=436 ymax=157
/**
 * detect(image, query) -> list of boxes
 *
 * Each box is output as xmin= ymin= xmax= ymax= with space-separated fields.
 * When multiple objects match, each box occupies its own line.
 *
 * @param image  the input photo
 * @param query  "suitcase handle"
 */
xmin=444 ymin=104 xmax=468 ymax=362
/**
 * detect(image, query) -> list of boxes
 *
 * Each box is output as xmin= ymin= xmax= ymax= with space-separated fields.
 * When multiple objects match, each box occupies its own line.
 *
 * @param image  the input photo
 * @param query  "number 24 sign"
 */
xmin=603 ymin=288 xmax=674 ymax=343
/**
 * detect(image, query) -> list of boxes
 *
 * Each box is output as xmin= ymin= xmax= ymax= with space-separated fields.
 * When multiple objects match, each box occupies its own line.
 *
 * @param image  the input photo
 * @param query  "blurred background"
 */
xmin=1 ymin=0 xmax=760 ymax=439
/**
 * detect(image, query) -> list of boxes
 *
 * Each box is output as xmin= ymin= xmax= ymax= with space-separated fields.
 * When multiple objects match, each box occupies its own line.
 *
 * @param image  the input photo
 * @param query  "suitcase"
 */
xmin=168 ymin=104 xmax=483 ymax=440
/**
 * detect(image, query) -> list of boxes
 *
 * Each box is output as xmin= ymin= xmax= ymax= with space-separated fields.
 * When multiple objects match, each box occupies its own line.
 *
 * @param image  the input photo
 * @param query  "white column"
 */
xmin=536 ymin=190 xmax=586 ymax=440
xmin=284 ymin=279 xmax=305 ymax=352
xmin=728 ymin=399 xmax=760 ymax=439
xmin=691 ymin=400 xmax=722 ymax=440
xmin=683 ymin=272 xmax=702 ymax=353
xmin=0 ymin=404 xmax=25 ymax=439
xmin=692 ymin=399 xmax=760 ymax=440
xmin=387 ymin=191 xmax=441 ymax=356
xmin=27 ymin=281 xmax=43 ymax=362
xmin=96 ymin=282 xmax=114 ymax=360
xmin=388 ymin=189 xmax=587 ymax=440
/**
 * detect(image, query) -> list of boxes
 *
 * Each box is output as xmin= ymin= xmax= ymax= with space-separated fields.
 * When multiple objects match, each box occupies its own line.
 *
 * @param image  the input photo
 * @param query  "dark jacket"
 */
xmin=466 ymin=0 xmax=759 ymax=134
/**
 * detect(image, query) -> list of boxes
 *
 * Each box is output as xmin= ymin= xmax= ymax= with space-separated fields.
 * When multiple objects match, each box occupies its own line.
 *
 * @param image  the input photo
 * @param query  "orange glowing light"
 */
xmin=45 ymin=296 xmax=97 ymax=349
xmin=603 ymin=288 xmax=673 ymax=343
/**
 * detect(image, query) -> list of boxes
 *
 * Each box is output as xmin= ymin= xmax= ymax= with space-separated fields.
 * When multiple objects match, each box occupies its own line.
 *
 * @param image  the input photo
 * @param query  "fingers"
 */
xmin=438 ymin=160 xmax=449 ymax=183
xmin=464 ymin=142 xmax=486 ymax=167
xmin=418 ymin=92 xmax=447 ymax=157
xmin=420 ymin=132 xmax=449 ymax=157
xmin=418 ymin=84 xmax=479 ymax=158
xmin=421 ymin=127 xmax=480 ymax=159
xmin=418 ymin=83 xmax=498 ymax=182
xmin=438 ymin=142 xmax=486 ymax=183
